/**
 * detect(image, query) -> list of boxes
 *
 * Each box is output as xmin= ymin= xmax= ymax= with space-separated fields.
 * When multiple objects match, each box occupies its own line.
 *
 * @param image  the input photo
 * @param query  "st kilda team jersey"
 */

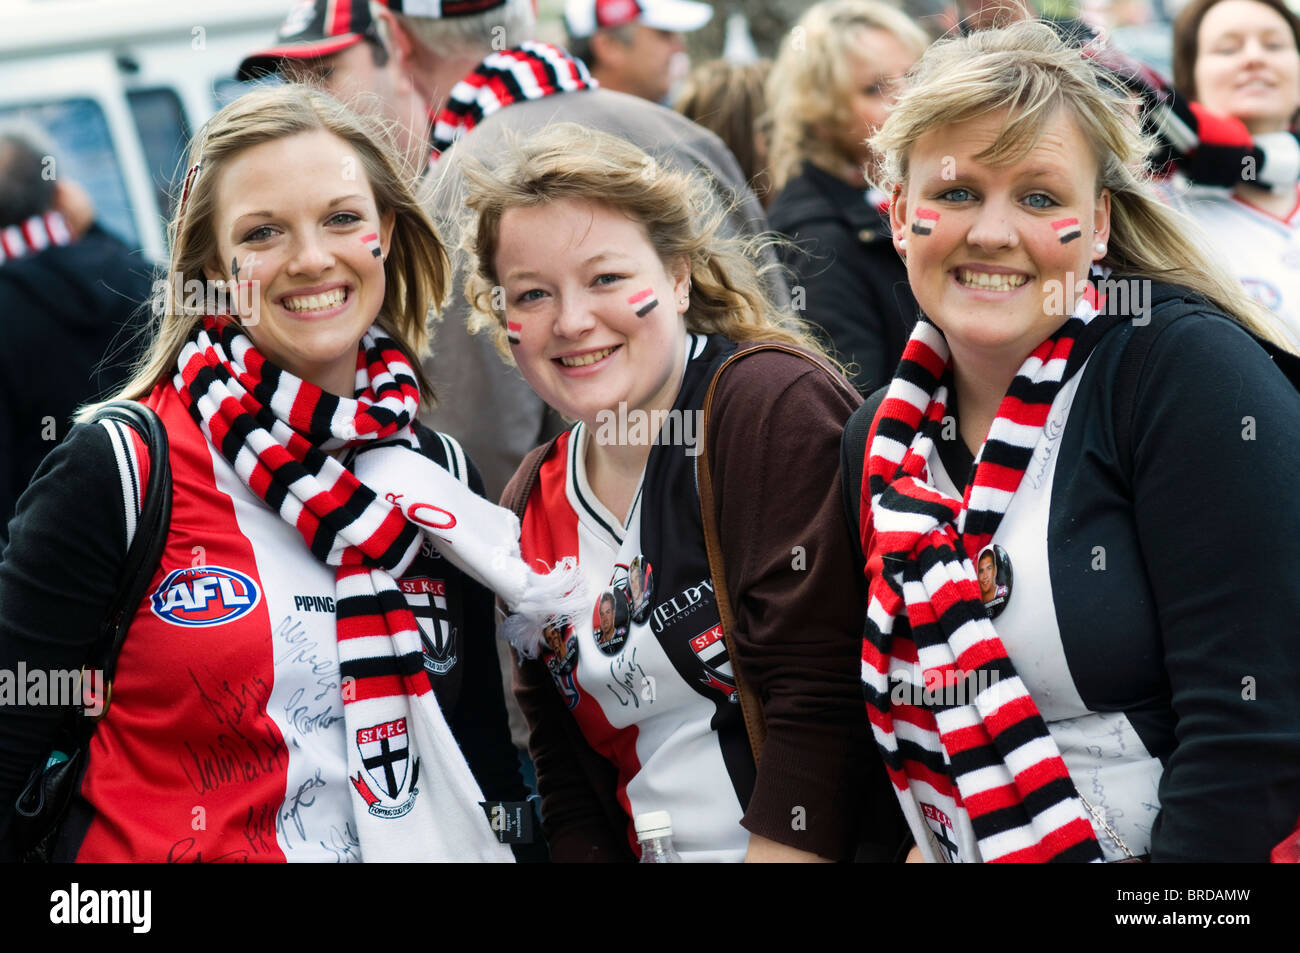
xmin=8 ymin=384 xmax=498 ymax=862
xmin=518 ymin=334 xmax=755 ymax=862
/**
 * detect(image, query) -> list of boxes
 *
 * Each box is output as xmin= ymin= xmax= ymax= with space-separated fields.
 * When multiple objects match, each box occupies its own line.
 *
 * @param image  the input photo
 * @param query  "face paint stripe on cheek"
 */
xmin=506 ymin=320 xmax=522 ymax=345
xmin=912 ymin=207 xmax=939 ymax=236
xmin=1051 ymin=217 xmax=1081 ymax=244
xmin=361 ymin=232 xmax=381 ymax=258
xmin=628 ymin=286 xmax=658 ymax=318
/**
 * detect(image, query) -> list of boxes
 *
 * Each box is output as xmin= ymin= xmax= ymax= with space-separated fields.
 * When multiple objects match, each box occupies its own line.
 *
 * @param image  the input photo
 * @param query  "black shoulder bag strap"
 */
xmin=12 ymin=400 xmax=171 ymax=861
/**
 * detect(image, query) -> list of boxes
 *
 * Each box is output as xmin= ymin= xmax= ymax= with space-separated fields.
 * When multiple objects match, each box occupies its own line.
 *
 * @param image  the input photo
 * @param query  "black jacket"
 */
xmin=0 ymin=225 xmax=154 ymax=546
xmin=768 ymin=162 xmax=918 ymax=394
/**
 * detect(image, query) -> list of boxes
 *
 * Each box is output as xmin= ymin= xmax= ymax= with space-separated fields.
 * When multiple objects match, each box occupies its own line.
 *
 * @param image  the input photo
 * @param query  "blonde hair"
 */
xmin=871 ymin=19 xmax=1296 ymax=352
xmin=459 ymin=123 xmax=826 ymax=362
xmin=93 ymin=85 xmax=447 ymax=417
xmin=767 ymin=0 xmax=929 ymax=192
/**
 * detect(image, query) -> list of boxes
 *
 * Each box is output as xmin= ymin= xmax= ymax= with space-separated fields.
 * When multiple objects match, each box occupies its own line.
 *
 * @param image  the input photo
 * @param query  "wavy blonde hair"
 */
xmin=869 ymin=19 xmax=1296 ymax=352
xmin=458 ymin=123 xmax=827 ymax=362
xmin=767 ymin=0 xmax=930 ymax=192
xmin=89 ymin=84 xmax=447 ymax=417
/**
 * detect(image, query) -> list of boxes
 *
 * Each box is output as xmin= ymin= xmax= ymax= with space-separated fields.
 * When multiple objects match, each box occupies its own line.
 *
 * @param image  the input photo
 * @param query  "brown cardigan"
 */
xmin=500 ymin=341 xmax=902 ymax=861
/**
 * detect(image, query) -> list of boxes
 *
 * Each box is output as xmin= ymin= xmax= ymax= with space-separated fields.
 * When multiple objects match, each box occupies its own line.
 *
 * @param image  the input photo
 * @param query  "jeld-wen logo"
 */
xmin=50 ymin=883 xmax=151 ymax=933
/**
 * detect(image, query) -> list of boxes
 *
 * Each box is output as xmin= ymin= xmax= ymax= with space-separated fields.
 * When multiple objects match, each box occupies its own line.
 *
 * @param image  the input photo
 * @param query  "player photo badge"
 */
xmin=626 ymin=554 xmax=654 ymax=625
xmin=542 ymin=618 xmax=579 ymax=676
xmin=592 ymin=587 xmax=631 ymax=656
xmin=976 ymin=544 xmax=1013 ymax=620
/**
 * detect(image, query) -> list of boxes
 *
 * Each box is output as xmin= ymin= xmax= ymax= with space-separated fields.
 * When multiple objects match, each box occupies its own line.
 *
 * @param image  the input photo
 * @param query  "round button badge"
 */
xmin=976 ymin=544 xmax=1013 ymax=619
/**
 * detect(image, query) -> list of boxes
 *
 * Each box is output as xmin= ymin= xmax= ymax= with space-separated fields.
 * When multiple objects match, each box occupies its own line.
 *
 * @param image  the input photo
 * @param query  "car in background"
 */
xmin=0 ymin=0 xmax=292 ymax=261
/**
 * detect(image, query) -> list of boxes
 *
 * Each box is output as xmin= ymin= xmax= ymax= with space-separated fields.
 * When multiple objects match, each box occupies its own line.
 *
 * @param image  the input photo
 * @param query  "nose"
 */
xmin=552 ymin=290 xmax=598 ymax=339
xmin=964 ymin=196 xmax=1018 ymax=252
xmin=287 ymin=229 xmax=335 ymax=276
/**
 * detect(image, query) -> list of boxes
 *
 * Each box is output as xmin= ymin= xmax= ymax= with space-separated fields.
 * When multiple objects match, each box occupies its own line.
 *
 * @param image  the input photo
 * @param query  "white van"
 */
xmin=0 ymin=0 xmax=292 ymax=260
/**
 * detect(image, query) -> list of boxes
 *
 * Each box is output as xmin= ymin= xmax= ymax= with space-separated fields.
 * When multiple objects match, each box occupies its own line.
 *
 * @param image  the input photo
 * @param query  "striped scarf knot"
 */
xmin=859 ymin=278 xmax=1110 ymax=863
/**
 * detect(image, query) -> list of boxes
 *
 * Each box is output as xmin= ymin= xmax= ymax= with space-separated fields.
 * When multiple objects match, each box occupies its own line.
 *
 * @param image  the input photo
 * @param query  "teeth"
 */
xmin=284 ymin=288 xmax=346 ymax=312
xmin=559 ymin=346 xmax=616 ymax=367
xmin=958 ymin=270 xmax=1028 ymax=291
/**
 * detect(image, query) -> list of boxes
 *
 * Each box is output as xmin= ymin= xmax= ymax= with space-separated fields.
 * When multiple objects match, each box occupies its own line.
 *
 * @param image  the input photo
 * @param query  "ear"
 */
xmin=202 ymin=255 xmax=225 ymax=283
xmin=379 ymin=207 xmax=396 ymax=261
xmin=669 ymin=255 xmax=691 ymax=314
xmin=589 ymin=31 xmax=625 ymax=71
xmin=379 ymin=8 xmax=421 ymax=75
xmin=1092 ymin=187 xmax=1111 ymax=261
xmin=888 ymin=183 xmax=909 ymax=257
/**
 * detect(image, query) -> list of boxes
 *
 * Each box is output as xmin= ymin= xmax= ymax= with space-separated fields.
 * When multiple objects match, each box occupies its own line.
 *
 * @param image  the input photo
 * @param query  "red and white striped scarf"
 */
xmin=0 ymin=211 xmax=72 ymax=265
xmin=173 ymin=315 xmax=516 ymax=861
xmin=431 ymin=42 xmax=596 ymax=156
xmin=859 ymin=283 xmax=1109 ymax=863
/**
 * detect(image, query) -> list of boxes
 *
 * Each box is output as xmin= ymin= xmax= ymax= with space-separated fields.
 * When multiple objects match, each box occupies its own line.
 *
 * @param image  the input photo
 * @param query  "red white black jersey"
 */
xmin=518 ymin=334 xmax=754 ymax=862
xmin=1176 ymin=183 xmax=1300 ymax=343
xmin=63 ymin=385 xmax=483 ymax=862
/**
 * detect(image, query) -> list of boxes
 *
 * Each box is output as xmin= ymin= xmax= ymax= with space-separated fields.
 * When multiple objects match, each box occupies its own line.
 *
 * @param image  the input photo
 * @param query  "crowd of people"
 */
xmin=0 ymin=0 xmax=1298 ymax=864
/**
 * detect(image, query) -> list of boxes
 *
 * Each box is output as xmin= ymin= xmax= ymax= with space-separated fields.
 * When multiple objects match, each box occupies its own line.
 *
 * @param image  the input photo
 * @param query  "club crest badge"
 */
xmin=350 ymin=718 xmax=421 ymax=818
xmin=690 ymin=623 xmax=736 ymax=700
xmin=399 ymin=577 xmax=457 ymax=675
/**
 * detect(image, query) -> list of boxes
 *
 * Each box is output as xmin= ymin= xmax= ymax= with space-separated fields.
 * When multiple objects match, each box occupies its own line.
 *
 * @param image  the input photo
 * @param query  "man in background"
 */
xmin=563 ymin=0 xmax=713 ymax=104
xmin=237 ymin=0 xmax=434 ymax=180
xmin=0 ymin=125 xmax=152 ymax=545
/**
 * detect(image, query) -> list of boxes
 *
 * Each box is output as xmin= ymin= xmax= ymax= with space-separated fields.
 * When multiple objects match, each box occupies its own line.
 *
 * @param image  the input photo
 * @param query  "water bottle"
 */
xmin=635 ymin=811 xmax=683 ymax=863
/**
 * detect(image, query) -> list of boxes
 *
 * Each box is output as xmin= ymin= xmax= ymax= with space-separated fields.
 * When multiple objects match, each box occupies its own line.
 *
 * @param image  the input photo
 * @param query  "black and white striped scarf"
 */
xmin=173 ymin=316 xmax=581 ymax=859
xmin=858 ymin=283 xmax=1110 ymax=863
xmin=431 ymin=42 xmax=596 ymax=156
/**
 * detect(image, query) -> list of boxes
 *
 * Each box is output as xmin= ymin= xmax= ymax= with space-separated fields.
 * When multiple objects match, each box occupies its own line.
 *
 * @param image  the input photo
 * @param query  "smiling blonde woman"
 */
xmin=843 ymin=19 xmax=1300 ymax=863
xmin=0 ymin=85 xmax=530 ymax=863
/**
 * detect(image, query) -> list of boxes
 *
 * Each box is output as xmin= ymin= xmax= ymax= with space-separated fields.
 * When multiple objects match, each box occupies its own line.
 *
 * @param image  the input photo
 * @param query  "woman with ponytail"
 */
xmin=842 ymin=19 xmax=1300 ymax=863
xmin=464 ymin=123 xmax=906 ymax=862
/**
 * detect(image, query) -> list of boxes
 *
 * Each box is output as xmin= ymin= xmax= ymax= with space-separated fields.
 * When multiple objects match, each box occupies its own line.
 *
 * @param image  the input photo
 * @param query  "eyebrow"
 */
xmin=503 ymin=251 xmax=633 ymax=281
xmin=231 ymin=195 xmax=369 ymax=225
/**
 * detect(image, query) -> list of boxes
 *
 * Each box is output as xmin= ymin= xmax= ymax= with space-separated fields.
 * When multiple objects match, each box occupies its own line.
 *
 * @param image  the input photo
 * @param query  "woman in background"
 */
xmin=766 ymin=0 xmax=929 ymax=393
xmin=1171 ymin=0 xmax=1300 ymax=336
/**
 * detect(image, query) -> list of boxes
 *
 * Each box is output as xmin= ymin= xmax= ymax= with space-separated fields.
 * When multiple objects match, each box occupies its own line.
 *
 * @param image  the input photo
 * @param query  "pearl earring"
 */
xmin=1094 ymin=242 xmax=1106 ymax=256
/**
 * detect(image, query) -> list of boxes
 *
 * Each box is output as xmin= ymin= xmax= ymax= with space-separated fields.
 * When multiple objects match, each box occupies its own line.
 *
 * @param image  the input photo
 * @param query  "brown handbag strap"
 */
xmin=696 ymin=343 xmax=858 ymax=764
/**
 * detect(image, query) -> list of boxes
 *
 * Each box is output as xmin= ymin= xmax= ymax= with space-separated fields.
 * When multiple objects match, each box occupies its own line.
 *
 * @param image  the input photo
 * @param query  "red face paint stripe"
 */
xmin=507 ymin=321 xmax=523 ymax=333
xmin=627 ymin=288 xmax=654 ymax=305
xmin=915 ymin=208 xmax=941 ymax=221
xmin=1051 ymin=217 xmax=1082 ymax=244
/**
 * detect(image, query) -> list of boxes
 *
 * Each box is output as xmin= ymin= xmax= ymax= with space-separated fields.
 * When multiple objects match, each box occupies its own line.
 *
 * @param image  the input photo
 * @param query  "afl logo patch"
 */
xmin=151 ymin=566 xmax=261 ymax=627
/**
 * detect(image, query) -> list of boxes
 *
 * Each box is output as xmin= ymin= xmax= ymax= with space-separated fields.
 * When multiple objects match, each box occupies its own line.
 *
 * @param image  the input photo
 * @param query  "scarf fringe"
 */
xmin=499 ymin=556 xmax=586 ymax=659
